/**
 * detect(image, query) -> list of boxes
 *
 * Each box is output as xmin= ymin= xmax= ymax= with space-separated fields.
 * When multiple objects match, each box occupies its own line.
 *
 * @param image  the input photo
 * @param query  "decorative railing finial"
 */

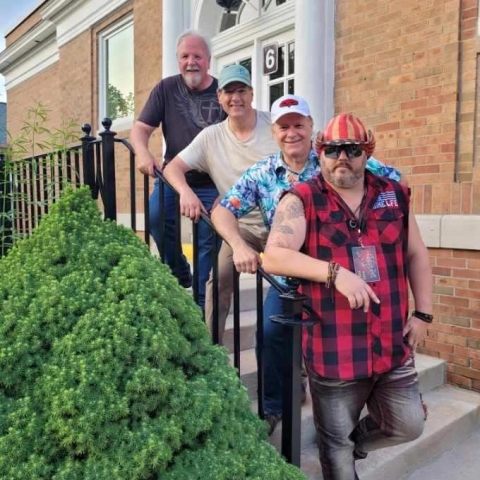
xmin=101 ymin=118 xmax=113 ymax=131
xmin=81 ymin=123 xmax=92 ymax=135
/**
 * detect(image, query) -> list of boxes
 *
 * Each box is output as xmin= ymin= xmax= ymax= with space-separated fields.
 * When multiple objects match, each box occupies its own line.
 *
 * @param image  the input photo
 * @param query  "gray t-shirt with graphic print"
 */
xmin=138 ymin=74 xmax=225 ymax=187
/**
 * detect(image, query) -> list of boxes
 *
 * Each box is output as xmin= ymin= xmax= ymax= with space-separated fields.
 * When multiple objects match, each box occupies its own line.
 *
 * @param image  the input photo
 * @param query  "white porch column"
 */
xmin=294 ymin=0 xmax=335 ymax=132
xmin=162 ymin=0 xmax=191 ymax=77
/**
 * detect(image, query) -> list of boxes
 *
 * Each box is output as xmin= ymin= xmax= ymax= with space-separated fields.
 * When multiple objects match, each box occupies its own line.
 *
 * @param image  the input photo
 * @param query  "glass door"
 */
xmin=260 ymin=30 xmax=295 ymax=110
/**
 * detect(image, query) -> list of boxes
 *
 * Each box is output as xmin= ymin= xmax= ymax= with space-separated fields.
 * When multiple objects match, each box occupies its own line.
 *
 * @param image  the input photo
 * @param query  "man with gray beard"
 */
xmin=131 ymin=31 xmax=225 ymax=310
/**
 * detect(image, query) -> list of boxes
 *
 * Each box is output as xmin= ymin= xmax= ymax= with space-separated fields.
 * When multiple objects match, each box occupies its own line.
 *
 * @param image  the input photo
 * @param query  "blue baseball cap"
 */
xmin=218 ymin=64 xmax=252 ymax=89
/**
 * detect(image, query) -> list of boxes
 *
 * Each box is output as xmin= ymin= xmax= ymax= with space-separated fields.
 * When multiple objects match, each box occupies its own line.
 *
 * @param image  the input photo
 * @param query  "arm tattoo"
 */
xmin=285 ymin=196 xmax=304 ymax=219
xmin=276 ymin=225 xmax=294 ymax=234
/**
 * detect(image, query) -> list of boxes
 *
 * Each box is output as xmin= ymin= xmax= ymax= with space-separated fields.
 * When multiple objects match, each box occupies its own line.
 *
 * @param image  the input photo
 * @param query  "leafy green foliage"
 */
xmin=107 ymin=84 xmax=134 ymax=121
xmin=0 ymin=188 xmax=306 ymax=480
xmin=0 ymin=101 xmax=80 ymax=256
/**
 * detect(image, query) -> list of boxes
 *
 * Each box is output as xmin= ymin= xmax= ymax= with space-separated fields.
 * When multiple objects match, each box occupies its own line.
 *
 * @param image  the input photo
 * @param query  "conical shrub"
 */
xmin=0 ymin=187 xmax=306 ymax=480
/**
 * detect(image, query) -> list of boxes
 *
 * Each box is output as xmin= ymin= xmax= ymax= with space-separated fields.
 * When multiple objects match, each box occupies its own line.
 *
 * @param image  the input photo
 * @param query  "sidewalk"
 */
xmin=405 ymin=429 xmax=480 ymax=480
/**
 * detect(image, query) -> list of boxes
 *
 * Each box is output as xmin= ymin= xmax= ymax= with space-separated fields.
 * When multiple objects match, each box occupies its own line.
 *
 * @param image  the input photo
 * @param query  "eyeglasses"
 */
xmin=323 ymin=144 xmax=364 ymax=159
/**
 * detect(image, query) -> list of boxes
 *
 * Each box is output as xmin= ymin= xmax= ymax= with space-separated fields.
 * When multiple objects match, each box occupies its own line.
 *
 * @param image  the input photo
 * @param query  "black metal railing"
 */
xmin=0 ymin=118 xmax=320 ymax=467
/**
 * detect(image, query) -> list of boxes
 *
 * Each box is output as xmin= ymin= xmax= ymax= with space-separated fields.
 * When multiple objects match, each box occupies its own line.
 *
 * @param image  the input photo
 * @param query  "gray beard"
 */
xmin=184 ymin=72 xmax=202 ymax=89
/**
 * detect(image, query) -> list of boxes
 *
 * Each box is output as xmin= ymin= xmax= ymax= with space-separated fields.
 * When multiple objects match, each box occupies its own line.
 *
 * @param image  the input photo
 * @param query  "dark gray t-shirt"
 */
xmin=138 ymin=74 xmax=225 ymax=187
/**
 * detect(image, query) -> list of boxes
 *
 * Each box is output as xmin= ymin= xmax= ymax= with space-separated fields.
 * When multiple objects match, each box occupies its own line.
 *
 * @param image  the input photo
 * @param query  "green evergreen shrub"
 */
xmin=0 ymin=187 xmax=306 ymax=480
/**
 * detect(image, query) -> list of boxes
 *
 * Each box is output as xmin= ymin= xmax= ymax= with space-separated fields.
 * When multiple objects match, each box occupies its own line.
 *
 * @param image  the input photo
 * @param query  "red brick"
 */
xmin=432 ymin=266 xmax=452 ymax=276
xmin=455 ymin=346 xmax=480 ymax=361
xmin=438 ymin=352 xmax=470 ymax=367
xmin=450 ymin=365 xmax=480 ymax=381
xmin=424 ymin=339 xmax=454 ymax=353
xmin=447 ymin=373 xmax=472 ymax=388
xmin=452 ymin=269 xmax=480 ymax=280
xmin=455 ymin=288 xmax=480 ymax=301
xmin=436 ymin=257 xmax=467 ymax=268
xmin=452 ymin=328 xmax=480 ymax=341
xmin=435 ymin=332 xmax=468 ymax=346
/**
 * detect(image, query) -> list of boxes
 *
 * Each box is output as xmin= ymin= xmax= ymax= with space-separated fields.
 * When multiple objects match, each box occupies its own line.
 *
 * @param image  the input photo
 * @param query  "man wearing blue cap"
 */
xmin=163 ymin=63 xmax=276 ymax=334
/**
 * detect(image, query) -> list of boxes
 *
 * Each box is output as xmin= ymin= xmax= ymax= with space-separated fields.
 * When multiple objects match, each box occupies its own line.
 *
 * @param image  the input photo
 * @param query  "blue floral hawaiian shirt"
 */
xmin=220 ymin=149 xmax=401 ymax=230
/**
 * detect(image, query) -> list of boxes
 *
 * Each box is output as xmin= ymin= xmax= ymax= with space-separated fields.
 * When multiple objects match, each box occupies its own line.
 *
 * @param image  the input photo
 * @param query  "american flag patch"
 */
xmin=373 ymin=191 xmax=398 ymax=209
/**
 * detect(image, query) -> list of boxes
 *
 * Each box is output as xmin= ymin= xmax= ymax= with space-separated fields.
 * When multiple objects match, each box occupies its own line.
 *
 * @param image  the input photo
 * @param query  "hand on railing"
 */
xmin=179 ymin=188 xmax=208 ymax=223
xmin=137 ymin=152 xmax=161 ymax=178
xmin=231 ymin=240 xmax=262 ymax=274
xmin=154 ymin=168 xmax=293 ymax=296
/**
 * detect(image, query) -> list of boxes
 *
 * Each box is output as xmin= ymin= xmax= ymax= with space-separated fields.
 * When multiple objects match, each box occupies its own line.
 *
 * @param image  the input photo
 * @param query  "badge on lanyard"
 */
xmin=352 ymin=245 xmax=380 ymax=283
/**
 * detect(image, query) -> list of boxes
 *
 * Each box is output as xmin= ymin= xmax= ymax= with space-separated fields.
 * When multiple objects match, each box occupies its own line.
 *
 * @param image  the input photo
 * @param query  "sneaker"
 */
xmin=264 ymin=413 xmax=282 ymax=436
xmin=179 ymin=272 xmax=192 ymax=289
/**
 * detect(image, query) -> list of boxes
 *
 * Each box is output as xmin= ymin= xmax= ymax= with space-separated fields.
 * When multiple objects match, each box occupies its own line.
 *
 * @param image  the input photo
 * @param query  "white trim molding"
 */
xmin=2 ymin=35 xmax=59 ymax=90
xmin=417 ymin=214 xmax=480 ymax=251
xmin=97 ymin=14 xmax=135 ymax=131
xmin=45 ymin=0 xmax=131 ymax=48
xmin=0 ymin=20 xmax=56 ymax=73
xmin=207 ymin=0 xmax=295 ymax=57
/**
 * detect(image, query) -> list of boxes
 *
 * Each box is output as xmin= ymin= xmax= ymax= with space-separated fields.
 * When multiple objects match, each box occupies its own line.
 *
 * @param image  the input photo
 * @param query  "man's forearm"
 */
xmin=263 ymin=246 xmax=329 ymax=283
xmin=211 ymin=206 xmax=245 ymax=247
xmin=163 ymin=159 xmax=191 ymax=195
xmin=408 ymin=250 xmax=433 ymax=314
xmin=130 ymin=124 xmax=153 ymax=156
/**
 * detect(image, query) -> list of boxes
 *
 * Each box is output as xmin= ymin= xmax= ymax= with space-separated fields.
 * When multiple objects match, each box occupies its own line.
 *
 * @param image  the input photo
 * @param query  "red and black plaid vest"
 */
xmin=290 ymin=172 xmax=411 ymax=380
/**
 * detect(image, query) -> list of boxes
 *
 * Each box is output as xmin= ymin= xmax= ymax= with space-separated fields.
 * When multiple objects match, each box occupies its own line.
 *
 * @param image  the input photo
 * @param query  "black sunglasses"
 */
xmin=323 ymin=144 xmax=364 ymax=159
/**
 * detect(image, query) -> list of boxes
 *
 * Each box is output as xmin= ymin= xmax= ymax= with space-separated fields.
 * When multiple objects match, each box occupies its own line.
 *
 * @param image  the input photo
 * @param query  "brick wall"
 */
xmin=337 ymin=0 xmax=480 ymax=391
xmin=6 ymin=63 xmax=62 ymax=144
xmin=5 ymin=0 xmax=163 ymax=215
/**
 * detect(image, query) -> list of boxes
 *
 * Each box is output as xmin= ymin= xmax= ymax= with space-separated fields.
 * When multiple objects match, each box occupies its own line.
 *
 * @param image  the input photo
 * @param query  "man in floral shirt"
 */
xmin=211 ymin=95 xmax=402 ymax=435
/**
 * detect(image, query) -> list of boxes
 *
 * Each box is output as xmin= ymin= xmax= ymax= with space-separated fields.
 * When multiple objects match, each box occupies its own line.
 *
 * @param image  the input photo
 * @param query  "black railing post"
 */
xmin=81 ymin=124 xmax=96 ymax=196
xmin=0 ymin=153 xmax=13 ymax=257
xmin=256 ymin=272 xmax=265 ymax=418
xmin=99 ymin=118 xmax=117 ymax=221
xmin=271 ymin=288 xmax=309 ymax=467
xmin=211 ymin=232 xmax=220 ymax=345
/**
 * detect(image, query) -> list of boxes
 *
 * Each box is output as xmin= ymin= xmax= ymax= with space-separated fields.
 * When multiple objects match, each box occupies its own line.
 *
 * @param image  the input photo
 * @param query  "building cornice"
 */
xmin=50 ymin=0 xmax=131 ymax=48
xmin=0 ymin=20 xmax=56 ymax=73
xmin=41 ymin=0 xmax=78 ymax=24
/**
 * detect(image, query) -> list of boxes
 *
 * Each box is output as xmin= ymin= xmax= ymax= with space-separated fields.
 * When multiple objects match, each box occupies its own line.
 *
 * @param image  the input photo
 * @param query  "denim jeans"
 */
xmin=205 ymin=219 xmax=268 ymax=342
xmin=307 ymin=354 xmax=425 ymax=480
xmin=257 ymin=286 xmax=284 ymax=416
xmin=149 ymin=180 xmax=218 ymax=309
xmin=256 ymin=286 xmax=308 ymax=416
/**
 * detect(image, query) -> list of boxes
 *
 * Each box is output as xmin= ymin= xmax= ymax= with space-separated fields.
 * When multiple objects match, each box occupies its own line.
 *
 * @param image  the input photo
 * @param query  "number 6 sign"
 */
xmin=263 ymin=43 xmax=278 ymax=75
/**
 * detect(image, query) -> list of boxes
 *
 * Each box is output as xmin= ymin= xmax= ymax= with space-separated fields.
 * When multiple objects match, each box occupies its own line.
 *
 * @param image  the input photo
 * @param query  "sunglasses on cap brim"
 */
xmin=323 ymin=143 xmax=364 ymax=159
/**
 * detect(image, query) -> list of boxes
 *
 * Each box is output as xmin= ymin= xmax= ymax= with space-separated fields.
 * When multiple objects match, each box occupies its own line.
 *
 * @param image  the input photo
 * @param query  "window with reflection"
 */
xmin=98 ymin=17 xmax=134 ymax=126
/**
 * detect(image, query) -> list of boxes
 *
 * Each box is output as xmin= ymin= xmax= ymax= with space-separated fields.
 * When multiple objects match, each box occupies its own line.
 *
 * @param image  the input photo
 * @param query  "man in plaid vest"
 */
xmin=263 ymin=113 xmax=433 ymax=480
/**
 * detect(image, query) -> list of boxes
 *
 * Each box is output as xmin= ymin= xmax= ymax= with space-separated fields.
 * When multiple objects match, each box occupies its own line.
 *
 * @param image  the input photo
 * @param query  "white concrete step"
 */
xmin=228 ymin=352 xmax=446 ymax=452
xmin=300 ymin=385 xmax=480 ymax=480
xmin=224 ymin=310 xmax=258 ymax=354
xmin=227 ymin=273 xmax=270 ymax=314
xmin=404 ymin=428 xmax=480 ymax=480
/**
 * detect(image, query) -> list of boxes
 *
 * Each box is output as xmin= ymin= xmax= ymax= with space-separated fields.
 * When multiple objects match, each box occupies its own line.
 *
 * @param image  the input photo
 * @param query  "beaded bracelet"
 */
xmin=326 ymin=261 xmax=340 ymax=288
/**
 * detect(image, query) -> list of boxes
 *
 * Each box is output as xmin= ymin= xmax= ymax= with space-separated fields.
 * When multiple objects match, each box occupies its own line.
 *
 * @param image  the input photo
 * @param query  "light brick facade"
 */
xmin=335 ymin=0 xmax=480 ymax=390
xmin=2 ymin=0 xmax=480 ymax=391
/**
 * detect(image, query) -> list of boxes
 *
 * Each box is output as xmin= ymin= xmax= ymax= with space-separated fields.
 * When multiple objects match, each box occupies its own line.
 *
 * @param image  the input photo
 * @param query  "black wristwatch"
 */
xmin=412 ymin=310 xmax=434 ymax=323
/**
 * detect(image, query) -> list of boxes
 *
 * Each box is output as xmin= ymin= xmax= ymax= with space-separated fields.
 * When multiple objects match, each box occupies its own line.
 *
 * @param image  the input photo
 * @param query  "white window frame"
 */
xmin=98 ymin=15 xmax=134 ymax=132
